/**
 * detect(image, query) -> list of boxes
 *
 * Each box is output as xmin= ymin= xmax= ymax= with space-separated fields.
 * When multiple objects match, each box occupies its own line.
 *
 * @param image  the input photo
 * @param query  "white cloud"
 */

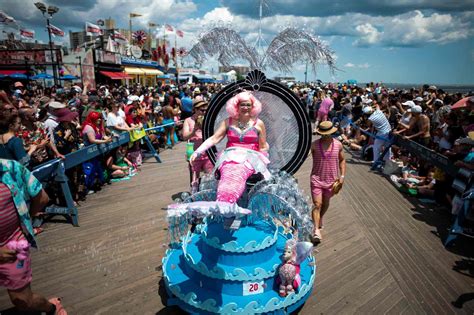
xmin=354 ymin=23 xmax=380 ymax=46
xmin=344 ymin=62 xmax=370 ymax=68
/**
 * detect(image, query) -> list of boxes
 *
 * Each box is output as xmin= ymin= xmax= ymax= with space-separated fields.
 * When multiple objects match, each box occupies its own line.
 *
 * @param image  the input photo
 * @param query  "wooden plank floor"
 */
xmin=1 ymin=142 xmax=473 ymax=314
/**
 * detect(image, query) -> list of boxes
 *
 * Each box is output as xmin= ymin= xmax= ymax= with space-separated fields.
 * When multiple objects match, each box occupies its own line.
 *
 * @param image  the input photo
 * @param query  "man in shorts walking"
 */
xmin=310 ymin=121 xmax=346 ymax=244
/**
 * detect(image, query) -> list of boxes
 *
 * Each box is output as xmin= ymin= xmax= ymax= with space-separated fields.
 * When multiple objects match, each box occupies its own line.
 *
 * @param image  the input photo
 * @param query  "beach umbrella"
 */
xmin=59 ymin=74 xmax=79 ymax=80
xmin=8 ymin=73 xmax=28 ymax=79
xmin=30 ymin=73 xmax=53 ymax=80
xmin=451 ymin=97 xmax=471 ymax=110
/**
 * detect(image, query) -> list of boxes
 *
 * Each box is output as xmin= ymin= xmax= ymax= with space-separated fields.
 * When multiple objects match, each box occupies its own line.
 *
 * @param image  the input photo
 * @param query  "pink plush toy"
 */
xmin=278 ymin=239 xmax=313 ymax=297
xmin=7 ymin=239 xmax=30 ymax=268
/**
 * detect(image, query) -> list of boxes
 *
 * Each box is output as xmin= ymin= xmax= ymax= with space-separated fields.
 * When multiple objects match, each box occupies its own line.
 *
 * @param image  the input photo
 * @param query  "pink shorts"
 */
xmin=310 ymin=176 xmax=334 ymax=198
xmin=0 ymin=248 xmax=32 ymax=290
xmin=311 ymin=185 xmax=334 ymax=198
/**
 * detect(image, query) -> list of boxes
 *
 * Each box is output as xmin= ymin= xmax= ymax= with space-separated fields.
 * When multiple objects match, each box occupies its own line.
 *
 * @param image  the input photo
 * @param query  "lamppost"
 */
xmin=34 ymin=2 xmax=59 ymax=86
xmin=97 ymin=19 xmax=105 ymax=50
xmin=129 ymin=13 xmax=142 ymax=42
xmin=76 ymin=56 xmax=83 ymax=87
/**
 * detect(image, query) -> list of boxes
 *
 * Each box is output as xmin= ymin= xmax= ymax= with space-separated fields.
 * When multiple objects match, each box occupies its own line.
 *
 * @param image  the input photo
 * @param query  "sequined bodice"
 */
xmin=226 ymin=119 xmax=260 ymax=151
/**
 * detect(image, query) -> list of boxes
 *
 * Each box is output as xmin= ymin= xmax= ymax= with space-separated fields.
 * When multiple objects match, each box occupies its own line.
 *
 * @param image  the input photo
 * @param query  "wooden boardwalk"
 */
xmin=1 ymin=142 xmax=473 ymax=314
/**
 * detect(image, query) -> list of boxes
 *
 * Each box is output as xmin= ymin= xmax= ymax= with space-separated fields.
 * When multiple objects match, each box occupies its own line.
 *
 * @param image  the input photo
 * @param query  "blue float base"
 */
xmin=162 ymin=220 xmax=316 ymax=314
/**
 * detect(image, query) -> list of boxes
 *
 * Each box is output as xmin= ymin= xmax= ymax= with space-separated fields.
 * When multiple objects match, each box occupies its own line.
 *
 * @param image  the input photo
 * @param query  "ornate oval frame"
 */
xmin=202 ymin=70 xmax=311 ymax=175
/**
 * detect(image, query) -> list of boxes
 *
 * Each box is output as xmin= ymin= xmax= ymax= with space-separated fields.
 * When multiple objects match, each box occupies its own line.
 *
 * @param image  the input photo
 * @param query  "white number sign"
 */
xmin=243 ymin=281 xmax=264 ymax=296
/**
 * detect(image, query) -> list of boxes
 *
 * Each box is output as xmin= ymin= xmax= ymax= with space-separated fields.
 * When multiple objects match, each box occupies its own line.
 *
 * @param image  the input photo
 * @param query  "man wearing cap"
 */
xmin=397 ymin=105 xmax=431 ymax=146
xmin=363 ymin=102 xmax=393 ymax=167
xmin=310 ymin=121 xmax=346 ymax=244
xmin=43 ymin=102 xmax=67 ymax=159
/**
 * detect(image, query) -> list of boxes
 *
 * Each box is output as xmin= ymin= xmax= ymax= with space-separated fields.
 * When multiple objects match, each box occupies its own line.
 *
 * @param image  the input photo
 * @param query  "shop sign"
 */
xmin=0 ymin=49 xmax=62 ymax=65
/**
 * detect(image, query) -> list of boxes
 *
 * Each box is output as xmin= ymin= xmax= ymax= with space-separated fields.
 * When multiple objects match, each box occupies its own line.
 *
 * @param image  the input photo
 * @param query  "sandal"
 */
xmin=311 ymin=229 xmax=322 ymax=244
xmin=48 ymin=297 xmax=67 ymax=315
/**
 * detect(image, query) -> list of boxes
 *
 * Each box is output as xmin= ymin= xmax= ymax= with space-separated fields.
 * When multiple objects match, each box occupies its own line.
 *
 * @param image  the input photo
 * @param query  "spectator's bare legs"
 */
xmin=8 ymin=284 xmax=54 ymax=313
xmin=312 ymin=194 xmax=331 ymax=238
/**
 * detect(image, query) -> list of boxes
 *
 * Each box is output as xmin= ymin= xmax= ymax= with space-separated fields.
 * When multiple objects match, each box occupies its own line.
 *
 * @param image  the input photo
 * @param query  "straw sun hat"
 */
xmin=315 ymin=121 xmax=337 ymax=135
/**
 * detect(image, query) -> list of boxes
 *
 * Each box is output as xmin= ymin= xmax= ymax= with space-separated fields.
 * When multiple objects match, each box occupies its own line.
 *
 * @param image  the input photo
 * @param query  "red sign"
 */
xmin=0 ymin=49 xmax=62 ymax=65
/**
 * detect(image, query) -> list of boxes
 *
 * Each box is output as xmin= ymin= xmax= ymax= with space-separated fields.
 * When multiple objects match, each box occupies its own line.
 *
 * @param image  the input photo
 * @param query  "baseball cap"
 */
xmin=48 ymin=101 xmax=66 ymax=109
xmin=408 ymin=105 xmax=422 ymax=113
xmin=14 ymin=82 xmax=24 ymax=88
xmin=402 ymin=100 xmax=415 ymax=107
xmin=414 ymin=97 xmax=423 ymax=102
xmin=362 ymin=106 xmax=373 ymax=114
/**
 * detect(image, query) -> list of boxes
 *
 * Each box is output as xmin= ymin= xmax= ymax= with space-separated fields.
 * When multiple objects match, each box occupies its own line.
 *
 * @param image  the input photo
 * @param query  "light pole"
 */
xmin=97 ymin=19 xmax=104 ymax=50
xmin=76 ymin=56 xmax=83 ymax=87
xmin=129 ymin=13 xmax=142 ymax=42
xmin=34 ymin=2 xmax=59 ymax=86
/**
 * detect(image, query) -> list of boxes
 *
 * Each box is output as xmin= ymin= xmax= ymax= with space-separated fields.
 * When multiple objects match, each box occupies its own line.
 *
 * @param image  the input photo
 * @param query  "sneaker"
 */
xmin=48 ymin=297 xmax=67 ymax=315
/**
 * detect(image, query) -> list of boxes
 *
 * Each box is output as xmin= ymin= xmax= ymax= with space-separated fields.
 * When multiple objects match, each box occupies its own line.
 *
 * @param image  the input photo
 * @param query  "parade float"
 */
xmin=161 ymin=3 xmax=337 ymax=311
xmin=162 ymin=70 xmax=316 ymax=314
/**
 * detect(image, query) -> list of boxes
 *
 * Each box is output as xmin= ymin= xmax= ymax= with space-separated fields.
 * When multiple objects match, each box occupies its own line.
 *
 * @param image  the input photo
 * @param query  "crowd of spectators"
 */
xmin=1 ymin=78 xmax=472 ymax=226
xmin=296 ymin=82 xmax=473 ymax=218
xmin=0 ymin=80 xmax=222 ymax=208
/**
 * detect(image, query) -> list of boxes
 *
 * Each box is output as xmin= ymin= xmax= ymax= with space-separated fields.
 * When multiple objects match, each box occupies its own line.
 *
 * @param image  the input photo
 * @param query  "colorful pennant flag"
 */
xmin=48 ymin=24 xmax=64 ymax=37
xmin=176 ymin=30 xmax=184 ymax=38
xmin=20 ymin=29 xmax=35 ymax=39
xmin=85 ymin=22 xmax=103 ymax=36
xmin=113 ymin=30 xmax=127 ymax=42
xmin=165 ymin=24 xmax=174 ymax=32
xmin=0 ymin=11 xmax=16 ymax=24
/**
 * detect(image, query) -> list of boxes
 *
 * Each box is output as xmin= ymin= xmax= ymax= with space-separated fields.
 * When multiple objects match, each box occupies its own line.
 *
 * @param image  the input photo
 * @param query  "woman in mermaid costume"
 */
xmin=190 ymin=91 xmax=271 ymax=204
xmin=163 ymin=87 xmax=316 ymax=314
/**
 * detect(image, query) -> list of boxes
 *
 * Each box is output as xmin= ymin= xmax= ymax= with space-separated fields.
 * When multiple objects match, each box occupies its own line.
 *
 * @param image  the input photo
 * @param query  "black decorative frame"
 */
xmin=202 ymin=69 xmax=311 ymax=175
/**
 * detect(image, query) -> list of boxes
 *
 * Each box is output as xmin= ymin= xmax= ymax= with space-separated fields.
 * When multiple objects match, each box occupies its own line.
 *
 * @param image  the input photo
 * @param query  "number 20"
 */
xmin=249 ymin=283 xmax=258 ymax=292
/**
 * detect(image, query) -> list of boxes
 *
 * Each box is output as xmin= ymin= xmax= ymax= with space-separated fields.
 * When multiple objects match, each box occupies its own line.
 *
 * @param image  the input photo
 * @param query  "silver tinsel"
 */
xmin=188 ymin=26 xmax=336 ymax=74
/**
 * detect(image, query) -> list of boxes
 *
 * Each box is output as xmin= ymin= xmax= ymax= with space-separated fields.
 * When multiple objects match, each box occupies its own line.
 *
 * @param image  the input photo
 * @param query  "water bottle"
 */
xmin=186 ymin=142 xmax=194 ymax=161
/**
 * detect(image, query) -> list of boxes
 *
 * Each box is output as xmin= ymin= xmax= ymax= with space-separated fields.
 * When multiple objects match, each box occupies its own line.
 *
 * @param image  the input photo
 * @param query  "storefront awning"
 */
xmin=0 ymin=70 xmax=27 ymax=75
xmin=124 ymin=67 xmax=145 ymax=75
xmin=100 ymin=71 xmax=132 ymax=80
xmin=124 ymin=67 xmax=163 ymax=76
xmin=142 ymin=68 xmax=163 ymax=76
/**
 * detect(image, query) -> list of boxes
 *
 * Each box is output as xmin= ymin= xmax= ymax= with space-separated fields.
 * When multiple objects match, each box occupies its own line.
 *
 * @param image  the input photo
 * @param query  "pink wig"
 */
xmin=225 ymin=91 xmax=262 ymax=118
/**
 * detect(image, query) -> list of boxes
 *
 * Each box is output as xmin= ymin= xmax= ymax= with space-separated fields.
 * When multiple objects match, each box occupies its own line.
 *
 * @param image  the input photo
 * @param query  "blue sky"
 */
xmin=1 ymin=0 xmax=473 ymax=85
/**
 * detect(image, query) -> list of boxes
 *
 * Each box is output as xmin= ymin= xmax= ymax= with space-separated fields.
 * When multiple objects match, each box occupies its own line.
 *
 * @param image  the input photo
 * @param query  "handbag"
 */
xmin=332 ymin=179 xmax=343 ymax=195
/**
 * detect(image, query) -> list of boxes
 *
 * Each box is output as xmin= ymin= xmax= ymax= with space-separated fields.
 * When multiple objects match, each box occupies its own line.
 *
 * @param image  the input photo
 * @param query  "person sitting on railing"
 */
xmin=125 ymin=107 xmax=144 ymax=166
xmin=81 ymin=111 xmax=112 ymax=193
xmin=106 ymin=102 xmax=134 ymax=136
xmin=53 ymin=108 xmax=85 ymax=202
xmin=0 ymin=111 xmax=48 ymax=169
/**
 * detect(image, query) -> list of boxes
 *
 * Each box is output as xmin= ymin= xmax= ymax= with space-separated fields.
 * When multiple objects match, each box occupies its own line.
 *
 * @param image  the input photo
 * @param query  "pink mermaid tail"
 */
xmin=216 ymin=161 xmax=255 ymax=203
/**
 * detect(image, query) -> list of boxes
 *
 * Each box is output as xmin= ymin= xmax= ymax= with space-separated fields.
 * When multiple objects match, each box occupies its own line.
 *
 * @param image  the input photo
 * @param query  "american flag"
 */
xmin=48 ymin=24 xmax=64 ymax=37
xmin=85 ymin=22 xmax=103 ymax=36
xmin=113 ymin=30 xmax=127 ymax=42
xmin=165 ymin=24 xmax=174 ymax=32
xmin=176 ymin=30 xmax=184 ymax=38
xmin=20 ymin=29 xmax=35 ymax=39
xmin=0 ymin=11 xmax=16 ymax=24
